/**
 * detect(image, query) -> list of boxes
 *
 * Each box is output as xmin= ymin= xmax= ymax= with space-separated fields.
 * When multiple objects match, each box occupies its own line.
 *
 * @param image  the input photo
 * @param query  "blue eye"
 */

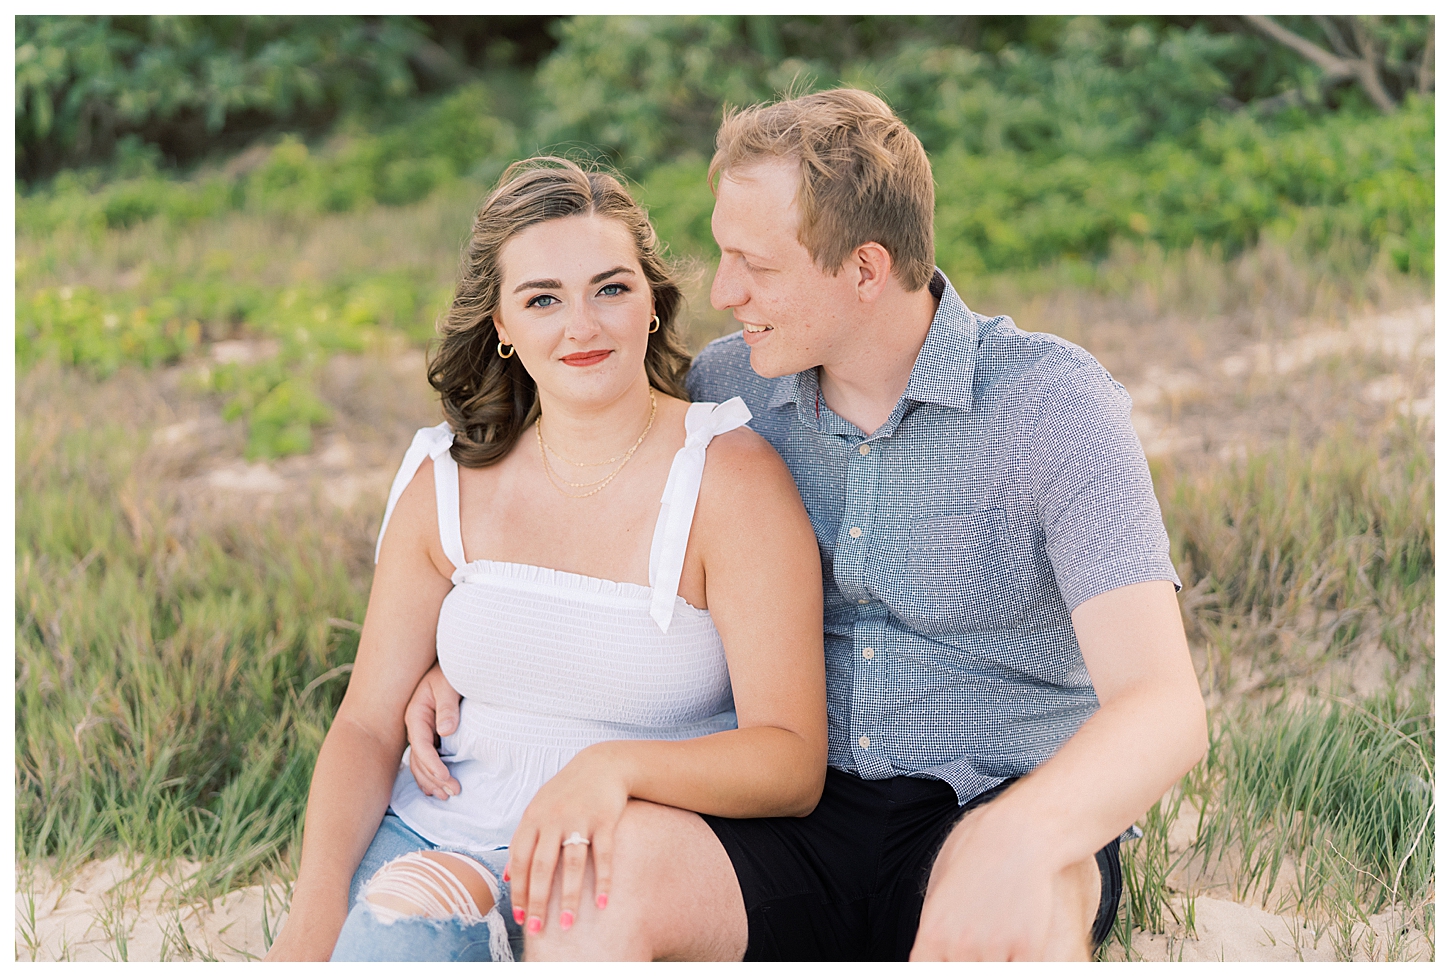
xmin=526 ymin=294 xmax=557 ymax=308
xmin=598 ymin=283 xmax=628 ymax=297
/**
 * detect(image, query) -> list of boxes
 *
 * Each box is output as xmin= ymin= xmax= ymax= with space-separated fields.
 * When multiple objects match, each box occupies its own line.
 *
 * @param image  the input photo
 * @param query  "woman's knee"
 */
xmin=360 ymin=850 xmax=497 ymax=923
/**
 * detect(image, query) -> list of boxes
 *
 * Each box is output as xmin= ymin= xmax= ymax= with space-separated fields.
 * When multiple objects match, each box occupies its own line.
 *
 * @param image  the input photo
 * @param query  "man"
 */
xmin=403 ymin=88 xmax=1207 ymax=961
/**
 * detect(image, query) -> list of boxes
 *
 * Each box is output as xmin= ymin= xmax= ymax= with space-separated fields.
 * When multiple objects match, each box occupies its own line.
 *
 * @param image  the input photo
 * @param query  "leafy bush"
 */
xmin=533 ymin=16 xmax=1432 ymax=277
xmin=850 ymin=22 xmax=1244 ymax=158
xmin=17 ymin=266 xmax=453 ymax=459
xmin=16 ymin=15 xmax=429 ymax=180
xmin=931 ymin=94 xmax=1434 ymax=277
xmin=16 ymin=286 xmax=201 ymax=375
xmin=239 ymin=378 xmax=333 ymax=460
xmin=533 ymin=15 xmax=1430 ymax=173
xmin=630 ymin=94 xmax=1433 ymax=279
xmin=16 ymin=82 xmax=517 ymax=237
xmin=533 ymin=16 xmax=801 ymax=166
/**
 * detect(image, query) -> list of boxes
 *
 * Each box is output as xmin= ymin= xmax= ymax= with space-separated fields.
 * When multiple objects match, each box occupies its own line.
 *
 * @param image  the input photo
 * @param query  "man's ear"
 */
xmin=853 ymin=242 xmax=893 ymax=302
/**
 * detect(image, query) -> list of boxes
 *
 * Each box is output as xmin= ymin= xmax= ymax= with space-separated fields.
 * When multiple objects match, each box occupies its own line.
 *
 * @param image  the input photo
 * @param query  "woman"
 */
xmin=265 ymin=158 xmax=826 ymax=961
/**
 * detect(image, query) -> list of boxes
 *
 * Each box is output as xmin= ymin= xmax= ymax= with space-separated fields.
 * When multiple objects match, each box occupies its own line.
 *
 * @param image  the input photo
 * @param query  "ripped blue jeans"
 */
xmin=330 ymin=813 xmax=524 ymax=962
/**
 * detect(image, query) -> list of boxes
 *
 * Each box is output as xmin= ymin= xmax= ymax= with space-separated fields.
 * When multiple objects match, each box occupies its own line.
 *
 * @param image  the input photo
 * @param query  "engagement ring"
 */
xmin=562 ymin=832 xmax=590 ymax=847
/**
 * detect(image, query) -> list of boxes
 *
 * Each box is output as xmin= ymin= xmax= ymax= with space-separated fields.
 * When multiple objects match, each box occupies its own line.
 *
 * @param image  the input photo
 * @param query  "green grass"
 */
xmin=1100 ymin=417 xmax=1434 ymax=958
xmin=1160 ymin=420 xmax=1433 ymax=696
xmin=14 ymin=407 xmax=369 ymax=900
xmin=1108 ymin=685 xmax=1435 ymax=956
xmin=1203 ymin=689 xmax=1435 ymax=918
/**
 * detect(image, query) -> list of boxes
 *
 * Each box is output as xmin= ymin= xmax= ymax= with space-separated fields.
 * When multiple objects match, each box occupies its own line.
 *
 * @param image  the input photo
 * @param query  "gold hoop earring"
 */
xmin=497 ymin=341 xmax=515 ymax=359
xmin=648 ymin=314 xmax=660 ymax=334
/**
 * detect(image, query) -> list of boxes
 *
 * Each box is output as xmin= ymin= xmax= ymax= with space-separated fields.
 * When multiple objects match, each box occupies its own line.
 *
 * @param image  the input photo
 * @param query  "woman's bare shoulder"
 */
xmin=377 ymin=455 xmax=449 ymax=575
xmin=696 ymin=425 xmax=806 ymax=521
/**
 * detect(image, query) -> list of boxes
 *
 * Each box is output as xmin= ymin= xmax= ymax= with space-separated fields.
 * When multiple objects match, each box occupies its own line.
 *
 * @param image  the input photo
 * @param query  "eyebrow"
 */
xmin=512 ymin=267 xmax=637 ymax=294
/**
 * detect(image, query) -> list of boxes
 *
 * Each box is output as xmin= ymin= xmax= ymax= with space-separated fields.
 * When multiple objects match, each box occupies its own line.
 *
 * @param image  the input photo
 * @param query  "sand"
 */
xmin=1106 ymin=896 xmax=1433 ymax=962
xmin=15 ymin=856 xmax=288 ymax=962
xmin=16 ymin=855 xmax=1432 ymax=962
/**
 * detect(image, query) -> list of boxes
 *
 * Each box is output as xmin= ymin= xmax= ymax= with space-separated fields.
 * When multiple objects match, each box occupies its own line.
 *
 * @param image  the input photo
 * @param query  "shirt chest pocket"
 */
xmin=904 ymin=507 xmax=1037 ymax=634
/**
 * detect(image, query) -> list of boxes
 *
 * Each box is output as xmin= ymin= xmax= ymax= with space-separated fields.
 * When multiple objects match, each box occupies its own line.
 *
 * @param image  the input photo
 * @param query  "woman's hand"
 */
xmin=506 ymin=743 xmax=633 ymax=936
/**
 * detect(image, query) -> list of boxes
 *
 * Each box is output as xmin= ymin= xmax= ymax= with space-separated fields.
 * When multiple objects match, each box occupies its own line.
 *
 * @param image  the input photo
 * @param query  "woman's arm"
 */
xmin=608 ymin=426 xmax=828 ymax=815
xmin=509 ymin=429 xmax=826 ymax=933
xmin=266 ymin=461 xmax=455 ymax=960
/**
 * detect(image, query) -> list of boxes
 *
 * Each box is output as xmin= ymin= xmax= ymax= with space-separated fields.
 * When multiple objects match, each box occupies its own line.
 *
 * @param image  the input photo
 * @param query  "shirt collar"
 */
xmin=766 ymin=268 xmax=980 ymax=416
xmin=767 ymin=369 xmax=805 ymax=410
xmin=901 ymin=270 xmax=979 ymax=412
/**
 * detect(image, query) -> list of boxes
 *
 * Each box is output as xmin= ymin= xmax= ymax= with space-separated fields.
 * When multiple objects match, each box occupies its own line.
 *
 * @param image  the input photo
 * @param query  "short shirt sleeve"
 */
xmin=1027 ymin=363 xmax=1181 ymax=611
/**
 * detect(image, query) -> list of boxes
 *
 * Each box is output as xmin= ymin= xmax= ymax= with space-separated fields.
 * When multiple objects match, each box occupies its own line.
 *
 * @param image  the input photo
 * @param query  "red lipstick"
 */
xmin=561 ymin=349 xmax=612 ymax=366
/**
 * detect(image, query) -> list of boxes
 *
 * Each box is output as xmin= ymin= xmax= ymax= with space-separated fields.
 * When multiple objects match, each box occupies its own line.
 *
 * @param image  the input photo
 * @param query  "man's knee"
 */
xmin=525 ymin=801 xmax=689 ymax=960
xmin=360 ymin=850 xmax=497 ymax=923
xmin=525 ymin=800 xmax=746 ymax=961
xmin=1046 ymin=854 xmax=1099 ymax=961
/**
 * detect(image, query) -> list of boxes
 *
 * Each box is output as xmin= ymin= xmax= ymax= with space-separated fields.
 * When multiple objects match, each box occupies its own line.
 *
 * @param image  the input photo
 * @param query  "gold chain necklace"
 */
xmin=544 ymin=429 xmax=644 ymax=468
xmin=537 ymin=390 xmax=657 ymax=499
xmin=539 ymin=390 xmax=656 ymax=486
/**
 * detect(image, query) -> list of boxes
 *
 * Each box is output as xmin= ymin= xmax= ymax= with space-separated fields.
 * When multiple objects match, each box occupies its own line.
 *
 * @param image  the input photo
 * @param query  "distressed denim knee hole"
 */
xmin=360 ymin=850 xmax=496 ymax=924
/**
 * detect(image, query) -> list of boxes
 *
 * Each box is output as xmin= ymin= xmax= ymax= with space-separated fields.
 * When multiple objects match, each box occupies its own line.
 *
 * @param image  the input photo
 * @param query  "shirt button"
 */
xmin=859 ymin=735 xmax=871 ymax=749
xmin=862 ymin=647 xmax=874 ymax=660
xmin=858 ymin=598 xmax=868 ymax=605
xmin=849 ymin=526 xmax=862 ymax=538
xmin=858 ymin=444 xmax=870 ymax=456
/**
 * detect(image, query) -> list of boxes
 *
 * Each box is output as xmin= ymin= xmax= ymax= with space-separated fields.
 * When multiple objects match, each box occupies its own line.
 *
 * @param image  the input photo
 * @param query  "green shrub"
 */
xmin=636 ymin=157 xmax=719 ymax=258
xmin=530 ymin=15 xmax=1432 ymax=278
xmin=16 ymin=15 xmax=428 ymax=180
xmin=16 ymin=286 xmax=201 ymax=375
xmin=929 ymin=96 xmax=1433 ymax=277
xmin=16 ymin=82 xmax=517 ymax=239
xmin=245 ymin=379 xmax=332 ymax=460
xmin=629 ymin=96 xmax=1433 ymax=280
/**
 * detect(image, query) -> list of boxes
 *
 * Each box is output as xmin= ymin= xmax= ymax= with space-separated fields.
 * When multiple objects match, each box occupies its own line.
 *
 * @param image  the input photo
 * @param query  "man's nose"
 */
xmin=710 ymin=258 xmax=743 ymax=311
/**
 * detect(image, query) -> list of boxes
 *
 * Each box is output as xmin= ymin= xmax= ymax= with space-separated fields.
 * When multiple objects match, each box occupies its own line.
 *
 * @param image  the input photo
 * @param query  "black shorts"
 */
xmin=701 ymin=768 xmax=1122 ymax=961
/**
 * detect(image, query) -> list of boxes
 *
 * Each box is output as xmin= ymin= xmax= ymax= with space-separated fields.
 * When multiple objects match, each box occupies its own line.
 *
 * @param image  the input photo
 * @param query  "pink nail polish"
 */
xmin=596 ymin=893 xmax=608 ymax=910
xmin=513 ymin=908 xmax=525 ymax=924
xmin=502 ymin=868 xmax=510 ymax=882
xmin=560 ymin=910 xmax=574 ymax=930
xmin=527 ymin=916 xmax=542 ymax=933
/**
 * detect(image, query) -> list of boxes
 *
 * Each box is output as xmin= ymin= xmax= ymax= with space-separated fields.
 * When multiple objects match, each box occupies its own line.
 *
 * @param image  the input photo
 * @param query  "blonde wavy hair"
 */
xmin=710 ymin=88 xmax=936 ymax=292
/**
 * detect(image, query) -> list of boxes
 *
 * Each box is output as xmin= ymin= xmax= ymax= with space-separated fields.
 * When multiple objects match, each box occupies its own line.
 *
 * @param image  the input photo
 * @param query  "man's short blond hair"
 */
xmin=710 ymin=88 xmax=935 ymax=292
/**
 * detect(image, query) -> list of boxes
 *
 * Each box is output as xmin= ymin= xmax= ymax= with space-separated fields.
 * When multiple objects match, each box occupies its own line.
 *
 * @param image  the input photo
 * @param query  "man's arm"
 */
xmin=912 ymin=579 xmax=1207 ymax=960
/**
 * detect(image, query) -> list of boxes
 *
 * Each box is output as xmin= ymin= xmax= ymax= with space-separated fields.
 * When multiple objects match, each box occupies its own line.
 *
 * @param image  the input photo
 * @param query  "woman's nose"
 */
xmin=561 ymin=300 xmax=602 ymax=340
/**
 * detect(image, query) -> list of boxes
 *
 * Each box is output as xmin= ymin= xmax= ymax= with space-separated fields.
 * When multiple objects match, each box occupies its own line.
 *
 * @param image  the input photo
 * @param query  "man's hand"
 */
xmin=404 ymin=662 xmax=462 ymax=799
xmin=911 ymin=800 xmax=1095 ymax=961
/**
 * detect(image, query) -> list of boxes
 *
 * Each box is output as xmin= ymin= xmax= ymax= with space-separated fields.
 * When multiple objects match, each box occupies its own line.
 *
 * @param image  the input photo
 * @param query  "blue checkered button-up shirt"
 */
xmin=687 ymin=271 xmax=1180 ymax=804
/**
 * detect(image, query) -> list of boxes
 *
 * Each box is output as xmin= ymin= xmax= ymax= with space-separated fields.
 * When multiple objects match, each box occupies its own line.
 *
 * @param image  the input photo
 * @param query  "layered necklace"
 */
xmin=536 ymin=389 xmax=658 ymax=499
